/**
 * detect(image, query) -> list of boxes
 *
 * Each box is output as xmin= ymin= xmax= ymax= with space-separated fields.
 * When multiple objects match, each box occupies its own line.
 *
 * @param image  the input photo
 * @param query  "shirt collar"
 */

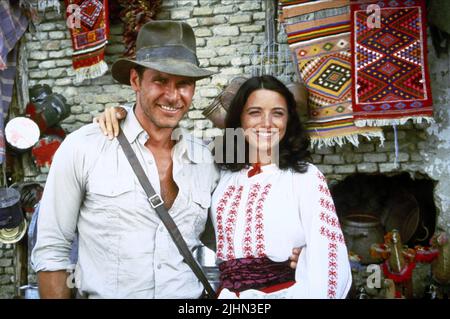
xmin=121 ymin=105 xmax=145 ymax=143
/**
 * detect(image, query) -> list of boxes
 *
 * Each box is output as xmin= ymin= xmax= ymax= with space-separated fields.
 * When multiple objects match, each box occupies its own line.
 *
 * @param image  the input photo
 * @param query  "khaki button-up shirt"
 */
xmin=31 ymin=109 xmax=219 ymax=298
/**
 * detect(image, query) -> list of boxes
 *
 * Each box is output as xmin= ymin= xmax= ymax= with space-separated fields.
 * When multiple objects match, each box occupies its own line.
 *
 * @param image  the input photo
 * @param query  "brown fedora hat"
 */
xmin=111 ymin=20 xmax=217 ymax=85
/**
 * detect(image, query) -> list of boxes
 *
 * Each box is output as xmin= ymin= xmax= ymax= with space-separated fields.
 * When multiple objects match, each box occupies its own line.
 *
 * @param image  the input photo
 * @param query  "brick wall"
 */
xmin=1 ymin=0 xmax=449 ymax=298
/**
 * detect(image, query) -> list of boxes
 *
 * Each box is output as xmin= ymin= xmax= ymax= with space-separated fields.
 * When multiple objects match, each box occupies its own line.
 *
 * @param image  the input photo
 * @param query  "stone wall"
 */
xmin=0 ymin=0 xmax=449 ymax=298
xmin=0 ymin=244 xmax=15 ymax=298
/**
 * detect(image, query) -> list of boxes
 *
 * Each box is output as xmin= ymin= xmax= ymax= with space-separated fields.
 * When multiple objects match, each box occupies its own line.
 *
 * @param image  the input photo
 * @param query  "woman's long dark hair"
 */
xmin=216 ymin=75 xmax=310 ymax=173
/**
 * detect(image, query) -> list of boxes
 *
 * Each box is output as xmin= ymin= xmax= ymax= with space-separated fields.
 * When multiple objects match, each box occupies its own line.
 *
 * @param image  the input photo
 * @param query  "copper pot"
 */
xmin=202 ymin=76 xmax=248 ymax=128
xmin=202 ymin=99 xmax=228 ymax=129
xmin=286 ymin=81 xmax=308 ymax=118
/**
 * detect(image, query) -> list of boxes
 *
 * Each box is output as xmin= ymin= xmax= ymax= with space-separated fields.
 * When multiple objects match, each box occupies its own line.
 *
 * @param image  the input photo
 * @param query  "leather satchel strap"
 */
xmin=117 ymin=131 xmax=215 ymax=298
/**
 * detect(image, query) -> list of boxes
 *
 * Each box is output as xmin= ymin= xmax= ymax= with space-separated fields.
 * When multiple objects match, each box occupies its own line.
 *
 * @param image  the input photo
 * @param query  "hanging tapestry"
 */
xmin=279 ymin=0 xmax=318 ymax=8
xmin=351 ymin=0 xmax=433 ymax=126
xmin=0 ymin=1 xmax=29 ymax=164
xmin=117 ymin=0 xmax=161 ymax=58
xmin=281 ymin=0 xmax=384 ymax=148
xmin=65 ymin=0 xmax=109 ymax=83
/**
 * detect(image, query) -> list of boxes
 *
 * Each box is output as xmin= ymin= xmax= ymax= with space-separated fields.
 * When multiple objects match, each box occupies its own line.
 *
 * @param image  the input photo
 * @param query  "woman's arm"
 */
xmin=292 ymin=165 xmax=352 ymax=298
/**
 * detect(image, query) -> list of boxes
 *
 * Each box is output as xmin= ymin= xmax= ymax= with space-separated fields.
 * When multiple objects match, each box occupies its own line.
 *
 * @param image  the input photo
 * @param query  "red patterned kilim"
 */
xmin=65 ymin=0 xmax=109 ymax=83
xmin=351 ymin=0 xmax=433 ymax=126
xmin=281 ymin=0 xmax=384 ymax=148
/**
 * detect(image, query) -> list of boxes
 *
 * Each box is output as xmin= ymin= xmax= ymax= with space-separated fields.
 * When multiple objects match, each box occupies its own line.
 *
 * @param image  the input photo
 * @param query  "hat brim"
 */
xmin=111 ymin=58 xmax=217 ymax=85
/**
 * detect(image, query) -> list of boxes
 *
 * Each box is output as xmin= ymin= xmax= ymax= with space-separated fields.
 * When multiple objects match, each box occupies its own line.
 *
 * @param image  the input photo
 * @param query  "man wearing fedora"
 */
xmin=31 ymin=20 xmax=219 ymax=298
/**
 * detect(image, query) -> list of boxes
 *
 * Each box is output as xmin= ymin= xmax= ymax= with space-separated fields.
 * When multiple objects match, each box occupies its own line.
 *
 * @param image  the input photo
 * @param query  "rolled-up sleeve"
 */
xmin=31 ymin=133 xmax=85 ymax=272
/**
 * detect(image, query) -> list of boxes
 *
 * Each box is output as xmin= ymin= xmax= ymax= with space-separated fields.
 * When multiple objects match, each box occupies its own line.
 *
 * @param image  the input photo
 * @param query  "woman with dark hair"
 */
xmin=217 ymin=75 xmax=310 ymax=173
xmin=209 ymin=75 xmax=351 ymax=298
xmin=95 ymin=75 xmax=352 ymax=299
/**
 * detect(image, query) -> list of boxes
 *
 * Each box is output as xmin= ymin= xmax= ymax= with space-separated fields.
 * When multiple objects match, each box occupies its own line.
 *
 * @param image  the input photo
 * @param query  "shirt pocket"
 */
xmin=191 ymin=189 xmax=211 ymax=209
xmin=190 ymin=189 xmax=211 ymax=238
xmin=86 ymin=172 xmax=135 ymax=214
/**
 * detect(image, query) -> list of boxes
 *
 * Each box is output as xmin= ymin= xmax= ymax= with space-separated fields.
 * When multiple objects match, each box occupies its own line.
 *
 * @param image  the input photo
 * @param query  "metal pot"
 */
xmin=26 ymin=93 xmax=70 ymax=133
xmin=286 ymin=81 xmax=308 ymax=118
xmin=31 ymin=135 xmax=64 ymax=169
xmin=38 ymin=93 xmax=70 ymax=131
xmin=5 ymin=117 xmax=40 ymax=153
xmin=342 ymin=214 xmax=385 ymax=264
xmin=0 ymin=188 xmax=23 ymax=229
xmin=29 ymin=84 xmax=52 ymax=104
xmin=218 ymin=76 xmax=247 ymax=111
xmin=19 ymin=285 xmax=40 ymax=299
xmin=0 ymin=188 xmax=28 ymax=244
xmin=381 ymin=191 xmax=420 ymax=243
xmin=202 ymin=99 xmax=228 ymax=129
xmin=0 ymin=219 xmax=27 ymax=244
xmin=202 ymin=77 xmax=248 ymax=128
xmin=195 ymin=245 xmax=220 ymax=290
xmin=10 ymin=182 xmax=44 ymax=214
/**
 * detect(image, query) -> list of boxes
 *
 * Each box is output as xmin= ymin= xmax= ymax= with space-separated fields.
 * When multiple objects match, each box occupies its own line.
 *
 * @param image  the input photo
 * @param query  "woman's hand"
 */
xmin=289 ymin=247 xmax=302 ymax=269
xmin=93 ymin=106 xmax=128 ymax=139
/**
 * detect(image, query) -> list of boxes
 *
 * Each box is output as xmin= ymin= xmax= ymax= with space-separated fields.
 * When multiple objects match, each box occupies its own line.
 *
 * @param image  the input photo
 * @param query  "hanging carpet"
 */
xmin=351 ymin=0 xmax=433 ymax=127
xmin=65 ymin=0 xmax=109 ymax=83
xmin=281 ymin=0 xmax=384 ymax=148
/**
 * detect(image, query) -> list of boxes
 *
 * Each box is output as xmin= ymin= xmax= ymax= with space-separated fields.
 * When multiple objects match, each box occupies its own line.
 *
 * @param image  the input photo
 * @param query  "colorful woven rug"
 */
xmin=0 ymin=1 xmax=29 ymax=164
xmin=279 ymin=0 xmax=318 ymax=8
xmin=281 ymin=0 xmax=384 ymax=148
xmin=351 ymin=0 xmax=433 ymax=126
xmin=117 ymin=0 xmax=161 ymax=58
xmin=65 ymin=0 xmax=109 ymax=83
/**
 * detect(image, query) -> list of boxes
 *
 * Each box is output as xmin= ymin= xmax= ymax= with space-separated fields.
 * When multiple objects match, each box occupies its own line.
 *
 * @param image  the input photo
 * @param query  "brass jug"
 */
xmin=431 ymin=232 xmax=450 ymax=285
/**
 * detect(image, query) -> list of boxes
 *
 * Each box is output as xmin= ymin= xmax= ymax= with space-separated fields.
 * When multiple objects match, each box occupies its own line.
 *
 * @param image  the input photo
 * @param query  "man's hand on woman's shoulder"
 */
xmin=93 ymin=106 xmax=128 ymax=139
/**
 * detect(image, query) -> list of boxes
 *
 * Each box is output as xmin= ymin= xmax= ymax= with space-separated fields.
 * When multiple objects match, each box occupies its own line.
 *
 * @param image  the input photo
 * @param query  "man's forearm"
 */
xmin=37 ymin=271 xmax=72 ymax=299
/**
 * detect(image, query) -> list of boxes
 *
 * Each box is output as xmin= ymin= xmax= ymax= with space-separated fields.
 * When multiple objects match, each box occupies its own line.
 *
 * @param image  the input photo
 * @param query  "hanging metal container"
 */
xmin=0 ymin=188 xmax=28 ymax=244
xmin=286 ymin=81 xmax=308 ymax=118
xmin=381 ymin=191 xmax=420 ymax=243
xmin=0 ymin=188 xmax=23 ymax=229
xmin=5 ymin=117 xmax=40 ymax=153
xmin=31 ymin=135 xmax=64 ymax=169
xmin=29 ymin=84 xmax=52 ymax=104
xmin=202 ymin=76 xmax=248 ymax=128
xmin=342 ymin=214 xmax=385 ymax=264
xmin=26 ymin=93 xmax=70 ymax=133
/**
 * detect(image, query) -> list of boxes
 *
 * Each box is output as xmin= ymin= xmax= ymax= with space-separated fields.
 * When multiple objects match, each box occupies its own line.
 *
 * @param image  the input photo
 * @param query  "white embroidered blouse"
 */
xmin=210 ymin=163 xmax=352 ymax=299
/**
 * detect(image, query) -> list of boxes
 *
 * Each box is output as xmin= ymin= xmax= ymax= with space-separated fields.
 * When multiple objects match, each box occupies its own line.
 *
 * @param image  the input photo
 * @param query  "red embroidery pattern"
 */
xmin=327 ymin=242 xmax=338 ymax=298
xmin=319 ymin=198 xmax=336 ymax=214
xmin=320 ymin=212 xmax=342 ymax=229
xmin=216 ymin=185 xmax=236 ymax=260
xmin=317 ymin=171 xmax=327 ymax=183
xmin=242 ymin=183 xmax=261 ymax=258
xmin=216 ymin=182 xmax=272 ymax=261
xmin=320 ymin=226 xmax=345 ymax=244
xmin=316 ymin=170 xmax=343 ymax=298
xmin=318 ymin=183 xmax=331 ymax=197
xmin=254 ymin=184 xmax=272 ymax=257
xmin=225 ymin=186 xmax=244 ymax=260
